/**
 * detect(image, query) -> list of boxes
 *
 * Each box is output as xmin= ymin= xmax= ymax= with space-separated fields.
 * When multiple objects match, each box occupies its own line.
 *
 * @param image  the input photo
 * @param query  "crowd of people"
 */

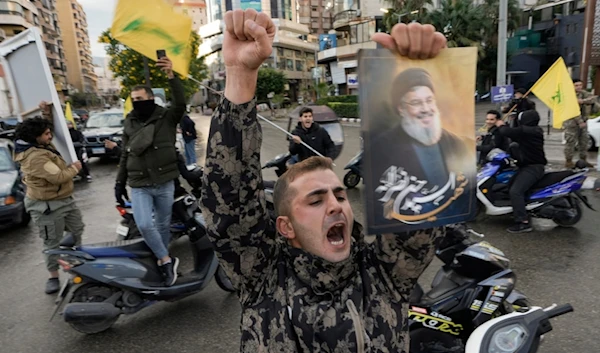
xmin=7 ymin=9 xmax=599 ymax=352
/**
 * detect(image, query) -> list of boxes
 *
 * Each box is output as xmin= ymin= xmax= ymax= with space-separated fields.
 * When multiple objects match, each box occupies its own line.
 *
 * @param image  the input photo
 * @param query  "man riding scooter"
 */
xmin=495 ymin=110 xmax=547 ymax=233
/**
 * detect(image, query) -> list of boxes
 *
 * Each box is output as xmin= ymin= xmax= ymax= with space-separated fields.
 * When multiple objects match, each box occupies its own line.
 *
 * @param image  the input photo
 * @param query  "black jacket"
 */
xmin=477 ymin=126 xmax=510 ymax=164
xmin=289 ymin=122 xmax=335 ymax=161
xmin=68 ymin=128 xmax=85 ymax=147
xmin=497 ymin=110 xmax=547 ymax=167
xmin=116 ymin=77 xmax=186 ymax=188
xmin=180 ymin=115 xmax=197 ymax=142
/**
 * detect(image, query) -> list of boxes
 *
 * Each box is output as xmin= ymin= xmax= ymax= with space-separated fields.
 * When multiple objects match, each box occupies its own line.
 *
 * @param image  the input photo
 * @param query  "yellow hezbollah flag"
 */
xmin=65 ymin=102 xmax=77 ymax=130
xmin=123 ymin=96 xmax=133 ymax=118
xmin=530 ymin=57 xmax=581 ymax=129
xmin=110 ymin=0 xmax=193 ymax=77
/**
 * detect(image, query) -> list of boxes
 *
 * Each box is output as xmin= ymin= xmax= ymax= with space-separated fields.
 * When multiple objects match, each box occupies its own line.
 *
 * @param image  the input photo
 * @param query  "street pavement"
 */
xmin=1 ymin=106 xmax=599 ymax=353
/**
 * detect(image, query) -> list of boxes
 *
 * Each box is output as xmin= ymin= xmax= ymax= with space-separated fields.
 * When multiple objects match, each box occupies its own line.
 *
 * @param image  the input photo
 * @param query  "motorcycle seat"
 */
xmin=79 ymin=239 xmax=154 ymax=258
xmin=263 ymin=180 xmax=276 ymax=190
xmin=530 ymin=170 xmax=576 ymax=191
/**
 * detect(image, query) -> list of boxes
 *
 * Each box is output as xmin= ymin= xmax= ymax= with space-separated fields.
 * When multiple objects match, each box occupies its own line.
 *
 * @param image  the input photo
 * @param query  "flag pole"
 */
xmin=186 ymin=74 xmax=333 ymax=165
xmin=143 ymin=57 xmax=152 ymax=87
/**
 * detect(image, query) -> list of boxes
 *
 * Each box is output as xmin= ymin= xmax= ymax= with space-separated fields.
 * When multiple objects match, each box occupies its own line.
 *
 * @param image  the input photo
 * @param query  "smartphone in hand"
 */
xmin=156 ymin=49 xmax=166 ymax=60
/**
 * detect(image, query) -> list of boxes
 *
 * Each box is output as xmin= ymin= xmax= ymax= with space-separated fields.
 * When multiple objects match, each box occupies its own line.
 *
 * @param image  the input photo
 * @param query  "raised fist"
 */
xmin=222 ymin=9 xmax=276 ymax=72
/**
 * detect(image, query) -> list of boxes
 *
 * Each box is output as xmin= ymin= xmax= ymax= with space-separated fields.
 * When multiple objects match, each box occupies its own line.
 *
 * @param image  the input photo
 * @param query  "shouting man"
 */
xmin=200 ymin=9 xmax=449 ymax=352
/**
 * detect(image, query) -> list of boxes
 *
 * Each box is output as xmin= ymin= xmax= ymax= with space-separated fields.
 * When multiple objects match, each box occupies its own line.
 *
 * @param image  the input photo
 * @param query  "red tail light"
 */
xmin=116 ymin=206 xmax=127 ymax=217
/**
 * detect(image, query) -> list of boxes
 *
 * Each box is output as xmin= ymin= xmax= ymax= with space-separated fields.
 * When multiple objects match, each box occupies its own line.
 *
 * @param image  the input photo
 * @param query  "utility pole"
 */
xmin=496 ymin=0 xmax=508 ymax=86
xmin=580 ymin=0 xmax=597 ymax=86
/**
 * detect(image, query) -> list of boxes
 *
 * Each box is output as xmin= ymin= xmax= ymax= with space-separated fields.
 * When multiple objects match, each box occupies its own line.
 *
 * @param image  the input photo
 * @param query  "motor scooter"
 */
xmin=46 ymin=219 xmax=235 ymax=334
xmin=465 ymin=303 xmax=573 ymax=353
xmin=476 ymin=149 xmax=598 ymax=226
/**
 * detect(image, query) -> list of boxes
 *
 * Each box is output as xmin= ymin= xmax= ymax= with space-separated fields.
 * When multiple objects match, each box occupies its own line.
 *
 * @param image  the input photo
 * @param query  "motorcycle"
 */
xmin=476 ymin=149 xmax=598 ymax=226
xmin=262 ymin=151 xmax=293 ymax=178
xmin=343 ymin=150 xmax=362 ymax=188
xmin=45 ymin=222 xmax=235 ymax=334
xmin=408 ymin=223 xmax=530 ymax=353
xmin=465 ymin=303 xmax=573 ymax=353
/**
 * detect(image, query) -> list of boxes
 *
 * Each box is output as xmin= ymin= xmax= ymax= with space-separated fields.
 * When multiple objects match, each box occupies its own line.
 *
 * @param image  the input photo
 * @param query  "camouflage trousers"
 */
xmin=564 ymin=124 xmax=589 ymax=161
xmin=25 ymin=196 xmax=84 ymax=272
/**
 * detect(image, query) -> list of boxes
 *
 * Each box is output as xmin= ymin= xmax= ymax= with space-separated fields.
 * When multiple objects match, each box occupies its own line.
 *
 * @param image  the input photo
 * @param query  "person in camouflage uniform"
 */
xmin=199 ymin=9 xmax=449 ymax=352
xmin=563 ymin=78 xmax=597 ymax=168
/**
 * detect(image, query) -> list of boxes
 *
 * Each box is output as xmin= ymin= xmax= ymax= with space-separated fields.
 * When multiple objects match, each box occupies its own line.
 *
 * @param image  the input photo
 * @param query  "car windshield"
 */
xmin=0 ymin=147 xmax=15 ymax=172
xmin=86 ymin=113 xmax=123 ymax=128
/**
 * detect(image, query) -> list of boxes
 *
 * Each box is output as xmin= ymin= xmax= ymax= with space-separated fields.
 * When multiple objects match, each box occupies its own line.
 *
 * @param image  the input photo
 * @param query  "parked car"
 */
xmin=0 ymin=139 xmax=29 ymax=228
xmin=587 ymin=115 xmax=600 ymax=151
xmin=82 ymin=109 xmax=124 ymax=158
xmin=0 ymin=116 xmax=18 ymax=131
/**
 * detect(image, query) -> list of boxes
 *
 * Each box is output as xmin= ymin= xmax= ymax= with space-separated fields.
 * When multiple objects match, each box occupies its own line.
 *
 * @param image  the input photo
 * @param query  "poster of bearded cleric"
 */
xmin=358 ymin=47 xmax=478 ymax=234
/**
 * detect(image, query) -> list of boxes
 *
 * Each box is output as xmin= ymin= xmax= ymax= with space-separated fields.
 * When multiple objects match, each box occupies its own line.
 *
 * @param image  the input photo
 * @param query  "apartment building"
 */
xmin=166 ymin=0 xmax=208 ymax=32
xmin=56 ymin=0 xmax=97 ymax=93
xmin=0 ymin=0 xmax=68 ymax=97
xmin=198 ymin=0 xmax=316 ymax=103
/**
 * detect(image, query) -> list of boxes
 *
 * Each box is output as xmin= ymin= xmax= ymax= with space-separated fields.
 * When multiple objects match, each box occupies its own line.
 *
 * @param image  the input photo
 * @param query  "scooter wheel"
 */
xmin=215 ymin=266 xmax=236 ymax=293
xmin=68 ymin=284 xmax=120 ymax=334
xmin=343 ymin=171 xmax=361 ymax=189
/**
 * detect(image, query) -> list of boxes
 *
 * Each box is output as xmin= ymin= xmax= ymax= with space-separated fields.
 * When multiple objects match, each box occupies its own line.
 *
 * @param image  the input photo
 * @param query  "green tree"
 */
xmin=427 ymin=0 xmax=485 ymax=53
xmin=381 ymin=0 xmax=433 ymax=32
xmin=477 ymin=0 xmax=521 ymax=89
xmin=256 ymin=67 xmax=286 ymax=101
xmin=99 ymin=30 xmax=207 ymax=100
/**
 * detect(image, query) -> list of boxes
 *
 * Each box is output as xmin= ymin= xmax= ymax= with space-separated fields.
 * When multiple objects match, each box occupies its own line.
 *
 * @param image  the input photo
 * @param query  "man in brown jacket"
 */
xmin=14 ymin=102 xmax=84 ymax=294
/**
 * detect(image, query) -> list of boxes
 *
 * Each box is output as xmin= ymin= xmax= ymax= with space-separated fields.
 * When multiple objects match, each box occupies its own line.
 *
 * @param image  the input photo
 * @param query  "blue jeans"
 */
xmin=130 ymin=180 xmax=175 ymax=259
xmin=184 ymin=139 xmax=197 ymax=165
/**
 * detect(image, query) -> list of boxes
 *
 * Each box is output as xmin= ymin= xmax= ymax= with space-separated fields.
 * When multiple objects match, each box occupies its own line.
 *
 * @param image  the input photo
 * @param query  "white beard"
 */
xmin=401 ymin=112 xmax=443 ymax=146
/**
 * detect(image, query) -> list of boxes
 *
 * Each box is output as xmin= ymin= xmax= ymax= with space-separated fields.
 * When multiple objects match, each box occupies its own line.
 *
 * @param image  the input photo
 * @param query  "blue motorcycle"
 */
xmin=476 ymin=149 xmax=597 ymax=227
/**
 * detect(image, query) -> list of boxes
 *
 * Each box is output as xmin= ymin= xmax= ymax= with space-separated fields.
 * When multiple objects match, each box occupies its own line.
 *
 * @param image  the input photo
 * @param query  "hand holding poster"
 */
xmin=359 ymin=47 xmax=478 ymax=234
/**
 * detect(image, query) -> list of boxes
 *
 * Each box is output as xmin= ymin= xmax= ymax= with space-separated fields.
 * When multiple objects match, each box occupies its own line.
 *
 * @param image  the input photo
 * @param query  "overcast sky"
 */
xmin=79 ymin=0 xmax=116 ymax=58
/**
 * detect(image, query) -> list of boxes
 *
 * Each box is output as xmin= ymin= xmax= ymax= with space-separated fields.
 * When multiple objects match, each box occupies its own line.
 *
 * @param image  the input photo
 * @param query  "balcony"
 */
xmin=332 ymin=10 xmax=360 ymax=30
xmin=317 ymin=40 xmax=377 ymax=62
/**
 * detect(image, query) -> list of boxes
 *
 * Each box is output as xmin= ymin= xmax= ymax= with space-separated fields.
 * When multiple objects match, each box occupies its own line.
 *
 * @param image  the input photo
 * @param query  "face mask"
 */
xmin=132 ymin=99 xmax=156 ymax=118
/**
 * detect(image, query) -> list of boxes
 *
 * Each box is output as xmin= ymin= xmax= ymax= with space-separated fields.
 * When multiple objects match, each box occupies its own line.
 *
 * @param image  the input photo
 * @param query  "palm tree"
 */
xmin=427 ymin=0 xmax=485 ymax=53
xmin=381 ymin=0 xmax=434 ymax=32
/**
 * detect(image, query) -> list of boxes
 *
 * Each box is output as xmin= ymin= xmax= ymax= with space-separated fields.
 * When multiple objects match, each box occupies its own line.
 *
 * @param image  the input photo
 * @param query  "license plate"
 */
xmin=92 ymin=147 xmax=106 ymax=154
xmin=116 ymin=225 xmax=129 ymax=236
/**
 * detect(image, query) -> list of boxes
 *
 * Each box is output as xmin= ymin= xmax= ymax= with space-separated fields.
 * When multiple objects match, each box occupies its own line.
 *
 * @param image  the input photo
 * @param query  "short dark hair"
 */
xmin=573 ymin=78 xmax=582 ymax=83
xmin=273 ymin=156 xmax=334 ymax=217
xmin=299 ymin=107 xmax=313 ymax=117
xmin=131 ymin=85 xmax=154 ymax=97
xmin=15 ymin=117 xmax=53 ymax=144
xmin=486 ymin=110 xmax=501 ymax=120
xmin=515 ymin=88 xmax=527 ymax=95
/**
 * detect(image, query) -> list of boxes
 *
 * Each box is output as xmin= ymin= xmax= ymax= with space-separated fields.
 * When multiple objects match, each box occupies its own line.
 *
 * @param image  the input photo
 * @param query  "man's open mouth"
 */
xmin=326 ymin=223 xmax=346 ymax=247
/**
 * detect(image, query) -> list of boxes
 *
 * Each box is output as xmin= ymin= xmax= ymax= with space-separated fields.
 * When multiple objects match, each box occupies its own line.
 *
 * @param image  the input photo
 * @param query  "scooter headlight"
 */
xmin=488 ymin=323 xmax=528 ymax=352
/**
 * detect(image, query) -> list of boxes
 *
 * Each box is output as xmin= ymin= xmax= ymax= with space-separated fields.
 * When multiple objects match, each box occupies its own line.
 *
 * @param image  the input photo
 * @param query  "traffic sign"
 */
xmin=491 ymin=85 xmax=514 ymax=103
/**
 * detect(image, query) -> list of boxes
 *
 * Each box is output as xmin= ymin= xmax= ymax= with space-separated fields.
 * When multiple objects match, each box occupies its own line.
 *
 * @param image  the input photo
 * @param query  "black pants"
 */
xmin=509 ymin=165 xmax=545 ymax=223
xmin=75 ymin=147 xmax=90 ymax=177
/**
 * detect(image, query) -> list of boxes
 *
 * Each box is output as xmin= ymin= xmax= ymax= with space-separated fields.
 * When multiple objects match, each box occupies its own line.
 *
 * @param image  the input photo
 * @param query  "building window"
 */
xmin=277 ymin=59 xmax=286 ymax=70
xmin=566 ymin=24 xmax=570 ymax=34
xmin=295 ymin=60 xmax=304 ymax=71
xmin=286 ymin=59 xmax=294 ymax=71
xmin=284 ymin=49 xmax=294 ymax=57
xmin=573 ymin=23 xmax=577 ymax=33
xmin=277 ymin=47 xmax=284 ymax=56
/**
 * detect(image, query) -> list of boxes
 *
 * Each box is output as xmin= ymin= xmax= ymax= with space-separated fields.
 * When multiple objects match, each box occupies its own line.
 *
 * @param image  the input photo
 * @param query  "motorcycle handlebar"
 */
xmin=544 ymin=304 xmax=574 ymax=319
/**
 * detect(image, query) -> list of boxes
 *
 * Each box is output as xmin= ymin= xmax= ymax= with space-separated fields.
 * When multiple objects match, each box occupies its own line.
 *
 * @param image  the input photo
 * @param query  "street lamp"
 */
xmin=380 ymin=8 xmax=419 ymax=23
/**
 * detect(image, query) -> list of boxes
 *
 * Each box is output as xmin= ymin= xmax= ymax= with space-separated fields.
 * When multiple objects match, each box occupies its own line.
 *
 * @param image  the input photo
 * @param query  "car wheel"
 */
xmin=19 ymin=209 xmax=31 ymax=227
xmin=588 ymin=134 xmax=598 ymax=152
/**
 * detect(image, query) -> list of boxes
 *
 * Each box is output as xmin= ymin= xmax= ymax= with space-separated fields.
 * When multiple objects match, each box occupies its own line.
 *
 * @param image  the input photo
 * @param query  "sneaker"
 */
xmin=507 ymin=222 xmax=533 ymax=234
xmin=565 ymin=161 xmax=575 ymax=169
xmin=45 ymin=278 xmax=60 ymax=294
xmin=86 ymin=175 xmax=93 ymax=183
xmin=160 ymin=257 xmax=179 ymax=286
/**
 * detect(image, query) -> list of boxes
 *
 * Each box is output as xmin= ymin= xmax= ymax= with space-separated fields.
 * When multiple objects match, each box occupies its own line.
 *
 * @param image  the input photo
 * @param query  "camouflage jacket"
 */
xmin=200 ymin=97 xmax=445 ymax=353
xmin=566 ymin=90 xmax=598 ymax=126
